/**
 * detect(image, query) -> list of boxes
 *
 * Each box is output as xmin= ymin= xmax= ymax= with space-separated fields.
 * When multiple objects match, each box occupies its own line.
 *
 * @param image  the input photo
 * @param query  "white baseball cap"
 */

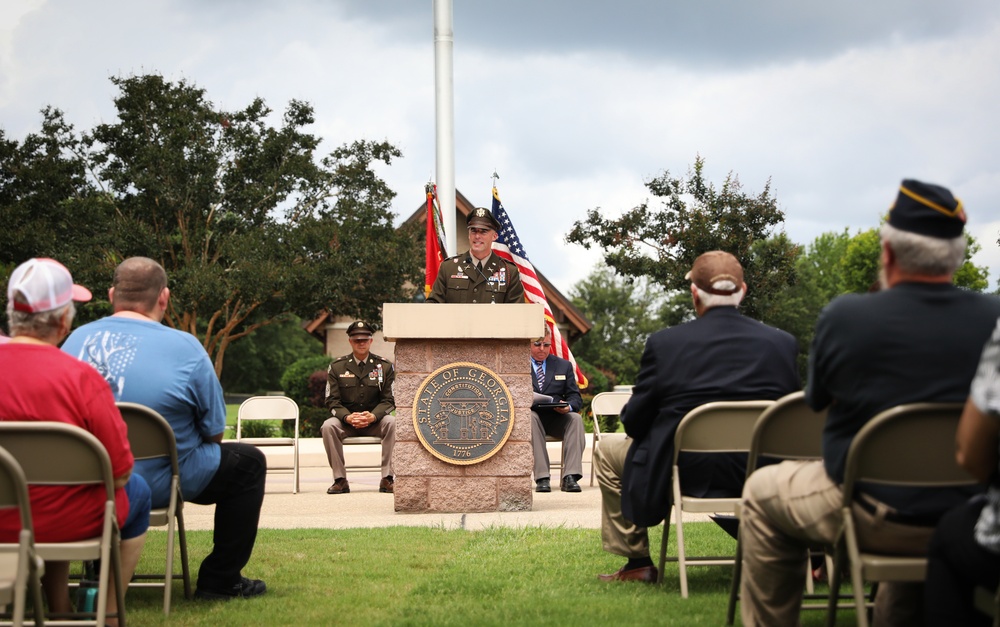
xmin=7 ymin=258 xmax=92 ymax=313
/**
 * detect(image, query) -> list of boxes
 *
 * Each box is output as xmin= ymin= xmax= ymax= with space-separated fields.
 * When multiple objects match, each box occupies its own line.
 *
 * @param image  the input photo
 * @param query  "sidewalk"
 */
xmin=182 ymin=435 xmax=711 ymax=532
xmin=182 ymin=436 xmax=607 ymax=532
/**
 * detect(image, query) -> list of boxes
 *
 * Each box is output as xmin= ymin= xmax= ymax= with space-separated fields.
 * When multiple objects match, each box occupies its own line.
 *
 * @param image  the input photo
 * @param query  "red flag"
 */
xmin=490 ymin=186 xmax=589 ymax=388
xmin=424 ymin=183 xmax=447 ymax=298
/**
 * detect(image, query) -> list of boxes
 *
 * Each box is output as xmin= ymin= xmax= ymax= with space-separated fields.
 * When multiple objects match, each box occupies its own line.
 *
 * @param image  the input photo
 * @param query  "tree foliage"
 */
xmin=568 ymin=264 xmax=662 ymax=385
xmin=566 ymin=155 xmax=796 ymax=321
xmin=0 ymin=74 xmax=421 ymax=374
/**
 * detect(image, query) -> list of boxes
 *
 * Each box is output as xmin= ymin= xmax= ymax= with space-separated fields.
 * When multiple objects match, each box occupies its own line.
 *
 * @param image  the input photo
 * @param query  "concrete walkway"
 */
xmin=183 ymin=436 xmax=608 ymax=532
xmin=183 ymin=435 xmax=710 ymax=532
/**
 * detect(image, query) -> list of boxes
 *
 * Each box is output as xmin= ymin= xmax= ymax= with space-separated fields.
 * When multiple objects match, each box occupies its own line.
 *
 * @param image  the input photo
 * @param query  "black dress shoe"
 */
xmin=561 ymin=475 xmax=581 ymax=492
xmin=535 ymin=478 xmax=551 ymax=493
xmin=195 ymin=576 xmax=267 ymax=600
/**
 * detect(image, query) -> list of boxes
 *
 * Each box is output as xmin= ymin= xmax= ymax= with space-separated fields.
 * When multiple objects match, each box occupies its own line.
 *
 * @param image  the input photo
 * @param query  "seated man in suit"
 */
xmin=530 ymin=326 xmax=586 ymax=493
xmin=739 ymin=180 xmax=1000 ymax=626
xmin=595 ymin=251 xmax=800 ymax=583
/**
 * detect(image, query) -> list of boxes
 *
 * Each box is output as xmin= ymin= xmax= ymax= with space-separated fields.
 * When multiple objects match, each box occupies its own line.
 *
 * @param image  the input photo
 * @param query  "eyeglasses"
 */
xmin=532 ymin=342 xmax=552 ymax=348
xmin=468 ymin=227 xmax=492 ymax=235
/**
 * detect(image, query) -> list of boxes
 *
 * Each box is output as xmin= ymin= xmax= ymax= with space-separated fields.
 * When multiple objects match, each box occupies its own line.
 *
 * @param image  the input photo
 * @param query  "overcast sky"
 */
xmin=3 ymin=0 xmax=1000 ymax=295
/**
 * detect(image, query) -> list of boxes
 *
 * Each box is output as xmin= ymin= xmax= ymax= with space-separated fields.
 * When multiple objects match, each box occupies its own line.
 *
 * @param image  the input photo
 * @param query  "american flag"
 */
xmin=490 ymin=186 xmax=588 ymax=388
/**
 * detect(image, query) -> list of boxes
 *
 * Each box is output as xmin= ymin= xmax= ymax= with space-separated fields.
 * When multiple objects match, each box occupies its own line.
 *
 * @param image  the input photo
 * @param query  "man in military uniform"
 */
xmin=427 ymin=207 xmax=526 ymax=304
xmin=322 ymin=320 xmax=396 ymax=494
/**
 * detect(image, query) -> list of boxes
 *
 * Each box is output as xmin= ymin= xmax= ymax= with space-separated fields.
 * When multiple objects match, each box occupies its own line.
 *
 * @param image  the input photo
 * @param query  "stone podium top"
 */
xmin=382 ymin=303 xmax=544 ymax=341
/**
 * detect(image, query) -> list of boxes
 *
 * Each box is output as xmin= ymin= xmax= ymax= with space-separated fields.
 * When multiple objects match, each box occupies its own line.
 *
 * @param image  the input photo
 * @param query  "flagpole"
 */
xmin=433 ymin=0 xmax=456 ymax=257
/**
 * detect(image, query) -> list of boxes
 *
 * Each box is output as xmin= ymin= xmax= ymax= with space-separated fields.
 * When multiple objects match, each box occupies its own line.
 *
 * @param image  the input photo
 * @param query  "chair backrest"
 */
xmin=0 ymin=445 xmax=32 ymax=530
xmin=0 ymin=422 xmax=114 ymax=496
xmin=117 ymin=402 xmax=179 ymax=471
xmin=591 ymin=391 xmax=632 ymax=417
xmin=842 ymin=402 xmax=973 ymax=503
xmin=673 ymin=401 xmax=774 ymax=464
xmin=747 ymin=391 xmax=827 ymax=474
xmin=237 ymin=395 xmax=299 ymax=439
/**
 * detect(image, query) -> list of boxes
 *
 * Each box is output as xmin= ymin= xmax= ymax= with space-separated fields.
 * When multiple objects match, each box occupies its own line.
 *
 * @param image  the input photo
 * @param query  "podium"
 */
xmin=383 ymin=302 xmax=544 ymax=512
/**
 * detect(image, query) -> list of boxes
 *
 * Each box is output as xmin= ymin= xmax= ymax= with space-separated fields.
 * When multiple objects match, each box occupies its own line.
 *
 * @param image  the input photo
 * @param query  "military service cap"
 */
xmin=467 ymin=207 xmax=502 ymax=231
xmin=346 ymin=320 xmax=374 ymax=337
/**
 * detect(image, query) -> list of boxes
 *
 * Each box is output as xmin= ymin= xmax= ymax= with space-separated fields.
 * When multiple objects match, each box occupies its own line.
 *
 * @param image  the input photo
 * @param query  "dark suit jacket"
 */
xmin=531 ymin=354 xmax=583 ymax=414
xmin=621 ymin=306 xmax=800 ymax=527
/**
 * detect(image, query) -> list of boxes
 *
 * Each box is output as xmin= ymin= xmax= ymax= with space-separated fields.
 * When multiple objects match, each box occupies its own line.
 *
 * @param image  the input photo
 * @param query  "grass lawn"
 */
xmin=122 ymin=523 xmax=862 ymax=626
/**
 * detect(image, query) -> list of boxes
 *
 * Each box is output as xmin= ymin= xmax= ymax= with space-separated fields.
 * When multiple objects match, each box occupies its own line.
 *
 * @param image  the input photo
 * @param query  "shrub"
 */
xmin=280 ymin=355 xmax=333 ymax=408
xmin=299 ymin=406 xmax=330 ymax=438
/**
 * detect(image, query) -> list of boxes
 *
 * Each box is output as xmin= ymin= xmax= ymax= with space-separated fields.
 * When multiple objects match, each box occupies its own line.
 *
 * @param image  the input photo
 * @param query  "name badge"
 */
xmin=555 ymin=375 xmax=566 ymax=381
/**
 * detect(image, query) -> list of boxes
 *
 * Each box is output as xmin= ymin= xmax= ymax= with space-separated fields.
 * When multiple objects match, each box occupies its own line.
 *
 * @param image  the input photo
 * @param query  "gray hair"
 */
xmin=880 ymin=223 xmax=966 ymax=277
xmin=693 ymin=282 xmax=745 ymax=309
xmin=6 ymin=301 xmax=75 ymax=339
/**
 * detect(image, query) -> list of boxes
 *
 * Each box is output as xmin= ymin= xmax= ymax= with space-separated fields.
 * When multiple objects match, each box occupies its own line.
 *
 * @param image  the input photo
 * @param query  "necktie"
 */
xmin=535 ymin=360 xmax=545 ymax=390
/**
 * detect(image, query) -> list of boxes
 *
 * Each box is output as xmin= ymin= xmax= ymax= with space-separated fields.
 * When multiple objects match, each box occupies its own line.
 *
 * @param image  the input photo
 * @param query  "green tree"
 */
xmin=220 ymin=316 xmax=325 ymax=393
xmin=1 ymin=73 xmax=421 ymax=374
xmin=568 ymin=264 xmax=662 ymax=385
xmin=566 ymin=155 xmax=795 ymax=321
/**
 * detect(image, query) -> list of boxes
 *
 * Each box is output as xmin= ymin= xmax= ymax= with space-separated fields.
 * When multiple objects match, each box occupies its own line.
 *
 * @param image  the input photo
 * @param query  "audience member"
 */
xmin=530 ymin=326 xmax=585 ymax=493
xmin=62 ymin=256 xmax=268 ymax=600
xmin=427 ymin=207 xmax=525 ymax=303
xmin=0 ymin=258 xmax=150 ymax=624
xmin=595 ymin=251 xmax=799 ymax=582
xmin=740 ymin=179 xmax=1000 ymax=626
xmin=322 ymin=320 xmax=396 ymax=494
xmin=925 ymin=317 xmax=1000 ymax=626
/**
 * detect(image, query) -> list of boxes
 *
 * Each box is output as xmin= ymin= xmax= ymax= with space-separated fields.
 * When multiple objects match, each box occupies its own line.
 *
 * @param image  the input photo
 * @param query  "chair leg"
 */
xmin=164 ymin=516 xmax=175 ymax=615
xmin=826 ymin=545 xmax=844 ymax=627
xmin=671 ymin=471 xmax=689 ymax=598
xmin=726 ymin=537 xmax=743 ymax=625
xmin=658 ymin=522 xmax=670 ymax=585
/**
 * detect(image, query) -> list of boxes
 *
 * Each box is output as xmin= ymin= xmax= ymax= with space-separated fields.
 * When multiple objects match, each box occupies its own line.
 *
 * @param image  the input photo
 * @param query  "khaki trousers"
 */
xmin=595 ymin=436 xmax=650 ymax=558
xmin=320 ymin=415 xmax=395 ymax=479
xmin=530 ymin=409 xmax=586 ymax=480
xmin=740 ymin=460 xmax=934 ymax=627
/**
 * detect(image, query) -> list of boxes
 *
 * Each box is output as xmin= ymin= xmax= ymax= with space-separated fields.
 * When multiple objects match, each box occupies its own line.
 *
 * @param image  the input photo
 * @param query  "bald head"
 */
xmin=111 ymin=257 xmax=168 ymax=315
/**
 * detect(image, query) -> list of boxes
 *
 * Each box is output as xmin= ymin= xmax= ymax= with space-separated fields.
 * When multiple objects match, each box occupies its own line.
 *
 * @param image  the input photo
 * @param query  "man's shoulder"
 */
xmin=369 ymin=353 xmax=393 ymax=366
xmin=329 ymin=355 xmax=352 ymax=368
xmin=545 ymin=353 xmax=571 ymax=369
xmin=495 ymin=254 xmax=520 ymax=273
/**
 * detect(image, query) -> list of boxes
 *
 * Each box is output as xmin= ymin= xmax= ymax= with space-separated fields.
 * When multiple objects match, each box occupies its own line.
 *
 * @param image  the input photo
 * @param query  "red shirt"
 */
xmin=0 ymin=343 xmax=133 ymax=542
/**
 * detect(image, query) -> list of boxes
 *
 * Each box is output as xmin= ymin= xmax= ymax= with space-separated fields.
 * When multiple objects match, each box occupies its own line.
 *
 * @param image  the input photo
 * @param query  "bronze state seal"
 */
xmin=413 ymin=362 xmax=515 ymax=465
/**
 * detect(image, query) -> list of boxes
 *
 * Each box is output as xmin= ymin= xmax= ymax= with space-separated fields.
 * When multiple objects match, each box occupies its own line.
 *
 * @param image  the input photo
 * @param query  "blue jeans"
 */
xmin=122 ymin=473 xmax=151 ymax=540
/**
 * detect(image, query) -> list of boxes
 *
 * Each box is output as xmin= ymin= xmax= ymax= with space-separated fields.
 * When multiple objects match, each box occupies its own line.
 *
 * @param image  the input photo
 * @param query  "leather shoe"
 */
xmin=379 ymin=476 xmax=394 ymax=493
xmin=597 ymin=564 xmax=658 ymax=583
xmin=327 ymin=478 xmax=350 ymax=494
xmin=561 ymin=475 xmax=581 ymax=493
xmin=195 ymin=576 xmax=267 ymax=600
xmin=535 ymin=478 xmax=551 ymax=493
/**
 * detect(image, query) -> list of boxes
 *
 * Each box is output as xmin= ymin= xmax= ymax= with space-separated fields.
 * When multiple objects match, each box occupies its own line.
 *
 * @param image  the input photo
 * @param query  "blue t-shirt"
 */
xmin=63 ymin=316 xmax=226 ymax=506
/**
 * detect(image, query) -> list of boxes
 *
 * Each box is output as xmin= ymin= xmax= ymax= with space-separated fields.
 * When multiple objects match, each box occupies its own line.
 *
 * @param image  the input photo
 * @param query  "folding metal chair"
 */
xmin=0 ymin=422 xmax=126 ymax=627
xmin=588 ymin=391 xmax=632 ymax=486
xmin=826 ymin=402 xmax=973 ymax=627
xmin=726 ymin=391 xmax=829 ymax=623
xmin=237 ymin=396 xmax=300 ymax=493
xmin=0 ymin=445 xmax=45 ymax=627
xmin=657 ymin=400 xmax=773 ymax=597
xmin=116 ymin=402 xmax=192 ymax=614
